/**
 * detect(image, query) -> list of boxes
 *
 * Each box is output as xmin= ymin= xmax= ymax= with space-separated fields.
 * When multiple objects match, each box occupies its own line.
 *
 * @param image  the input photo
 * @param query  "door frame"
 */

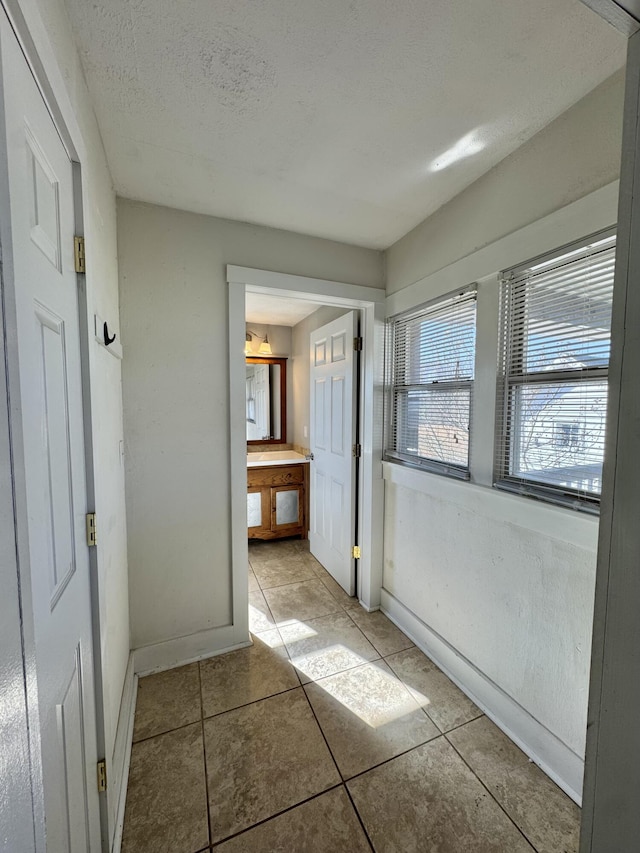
xmin=0 ymin=4 xmax=108 ymax=848
xmin=227 ymin=265 xmax=386 ymax=639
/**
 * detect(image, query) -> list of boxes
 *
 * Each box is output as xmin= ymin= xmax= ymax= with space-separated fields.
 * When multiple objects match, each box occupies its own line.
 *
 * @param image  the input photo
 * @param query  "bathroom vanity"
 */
xmin=247 ymin=451 xmax=309 ymax=540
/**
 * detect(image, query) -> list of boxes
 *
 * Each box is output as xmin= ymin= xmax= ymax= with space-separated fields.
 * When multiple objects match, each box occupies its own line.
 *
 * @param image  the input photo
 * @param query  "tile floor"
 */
xmin=121 ymin=539 xmax=581 ymax=852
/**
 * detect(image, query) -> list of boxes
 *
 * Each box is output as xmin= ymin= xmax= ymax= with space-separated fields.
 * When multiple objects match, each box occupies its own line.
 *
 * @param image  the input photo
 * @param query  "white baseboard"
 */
xmin=109 ymin=654 xmax=137 ymax=853
xmin=381 ymin=589 xmax=584 ymax=805
xmin=132 ymin=624 xmax=251 ymax=677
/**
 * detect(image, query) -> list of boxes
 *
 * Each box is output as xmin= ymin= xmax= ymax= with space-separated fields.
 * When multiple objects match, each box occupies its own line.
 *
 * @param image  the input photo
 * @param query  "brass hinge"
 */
xmin=352 ymin=545 xmax=361 ymax=559
xmin=74 ymin=236 xmax=86 ymax=273
xmin=352 ymin=444 xmax=361 ymax=458
xmin=97 ymin=760 xmax=107 ymax=792
xmin=353 ymin=336 xmax=363 ymax=352
xmin=86 ymin=513 xmax=97 ymax=547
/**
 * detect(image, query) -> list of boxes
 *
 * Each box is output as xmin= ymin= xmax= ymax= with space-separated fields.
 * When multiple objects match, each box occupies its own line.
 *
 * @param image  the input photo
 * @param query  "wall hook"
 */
xmin=103 ymin=322 xmax=116 ymax=346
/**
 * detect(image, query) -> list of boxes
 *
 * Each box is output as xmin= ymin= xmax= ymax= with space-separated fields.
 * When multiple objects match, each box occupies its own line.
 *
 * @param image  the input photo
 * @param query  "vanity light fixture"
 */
xmin=258 ymin=330 xmax=272 ymax=355
xmin=245 ymin=328 xmax=272 ymax=355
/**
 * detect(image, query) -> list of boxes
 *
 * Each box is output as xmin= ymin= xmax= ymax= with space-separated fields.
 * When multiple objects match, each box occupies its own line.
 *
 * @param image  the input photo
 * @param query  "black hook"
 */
xmin=103 ymin=322 xmax=116 ymax=346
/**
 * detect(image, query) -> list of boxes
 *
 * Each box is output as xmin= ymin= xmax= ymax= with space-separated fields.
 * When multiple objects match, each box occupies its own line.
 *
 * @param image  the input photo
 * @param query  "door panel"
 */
xmin=309 ymin=311 xmax=357 ymax=595
xmin=0 ymin=16 xmax=101 ymax=851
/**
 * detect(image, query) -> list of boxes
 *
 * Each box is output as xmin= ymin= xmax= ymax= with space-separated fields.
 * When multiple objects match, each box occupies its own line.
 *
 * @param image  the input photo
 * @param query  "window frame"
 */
xmin=384 ymin=284 xmax=478 ymax=480
xmin=494 ymin=227 xmax=616 ymax=513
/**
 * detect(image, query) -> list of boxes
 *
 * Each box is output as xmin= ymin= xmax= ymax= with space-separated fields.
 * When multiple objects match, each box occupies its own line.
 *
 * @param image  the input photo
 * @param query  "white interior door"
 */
xmin=309 ymin=311 xmax=358 ymax=595
xmin=1 ymin=17 xmax=101 ymax=851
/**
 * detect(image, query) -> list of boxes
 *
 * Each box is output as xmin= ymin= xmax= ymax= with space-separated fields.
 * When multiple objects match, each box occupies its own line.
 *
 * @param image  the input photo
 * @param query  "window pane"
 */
xmin=402 ymin=311 xmax=476 ymax=384
xmin=394 ymin=387 xmax=470 ymax=468
xmin=513 ymin=247 xmax=615 ymax=374
xmin=509 ymin=380 xmax=607 ymax=495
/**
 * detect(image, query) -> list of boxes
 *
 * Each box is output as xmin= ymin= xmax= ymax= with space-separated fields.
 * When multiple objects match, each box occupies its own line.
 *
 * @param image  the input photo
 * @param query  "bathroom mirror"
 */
xmin=246 ymin=357 xmax=287 ymax=445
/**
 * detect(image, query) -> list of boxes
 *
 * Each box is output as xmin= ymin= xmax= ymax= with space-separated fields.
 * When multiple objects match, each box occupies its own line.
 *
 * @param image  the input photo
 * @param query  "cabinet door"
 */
xmin=271 ymin=484 xmax=303 ymax=534
xmin=248 ymin=486 xmax=270 ymax=536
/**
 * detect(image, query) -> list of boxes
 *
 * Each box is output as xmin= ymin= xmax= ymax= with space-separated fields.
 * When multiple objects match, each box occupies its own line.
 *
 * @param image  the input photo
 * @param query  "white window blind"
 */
xmin=385 ymin=287 xmax=477 ymax=477
xmin=496 ymin=228 xmax=615 ymax=509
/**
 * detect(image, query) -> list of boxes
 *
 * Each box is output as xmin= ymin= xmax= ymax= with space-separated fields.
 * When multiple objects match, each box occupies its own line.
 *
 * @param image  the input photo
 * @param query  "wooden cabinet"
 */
xmin=247 ymin=463 xmax=309 ymax=540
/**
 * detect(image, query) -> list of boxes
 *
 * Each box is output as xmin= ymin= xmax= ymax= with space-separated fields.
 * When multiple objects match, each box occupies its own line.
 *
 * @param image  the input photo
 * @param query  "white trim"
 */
xmin=381 ymin=589 xmax=584 ymax=804
xmin=227 ymin=265 xmax=386 ymax=305
xmin=386 ymin=182 xmax=619 ymax=318
xmin=109 ymin=655 xmax=136 ymax=853
xmin=132 ymin=625 xmax=252 ymax=677
xmin=227 ymin=265 xmax=386 ymax=610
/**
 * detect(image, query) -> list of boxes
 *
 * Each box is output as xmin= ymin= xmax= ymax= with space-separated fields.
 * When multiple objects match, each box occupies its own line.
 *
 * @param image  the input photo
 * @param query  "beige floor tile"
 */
xmin=448 ymin=716 xmax=580 ymax=853
xmin=121 ymin=723 xmax=208 ymax=853
xmin=316 ymin=569 xmax=360 ymax=609
xmin=248 ymin=567 xmax=260 ymax=592
xmin=348 ymin=737 xmax=535 ymax=853
xmin=280 ymin=610 xmax=379 ymax=684
xmin=248 ymin=589 xmax=277 ymax=632
xmin=347 ymin=608 xmax=414 ymax=657
xmin=252 ymin=556 xmax=317 ymax=589
xmin=305 ymin=660 xmax=440 ymax=779
xmin=248 ymin=539 xmax=300 ymax=564
xmin=204 ymin=688 xmax=340 ymax=843
xmin=214 ymin=787 xmax=371 ymax=852
xmin=264 ymin=579 xmax=343 ymax=624
xmin=385 ymin=647 xmax=481 ymax=733
xmin=132 ymin=663 xmax=201 ymax=742
xmin=200 ymin=632 xmax=299 ymax=717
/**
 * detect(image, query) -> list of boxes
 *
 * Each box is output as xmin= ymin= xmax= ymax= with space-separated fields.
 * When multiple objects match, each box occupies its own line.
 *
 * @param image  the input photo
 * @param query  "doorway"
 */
xmin=227 ymin=265 xmax=385 ymax=644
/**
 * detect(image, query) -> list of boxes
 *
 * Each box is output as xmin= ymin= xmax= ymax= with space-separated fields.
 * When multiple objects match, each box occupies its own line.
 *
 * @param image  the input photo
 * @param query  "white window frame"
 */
xmin=385 ymin=285 xmax=477 ymax=479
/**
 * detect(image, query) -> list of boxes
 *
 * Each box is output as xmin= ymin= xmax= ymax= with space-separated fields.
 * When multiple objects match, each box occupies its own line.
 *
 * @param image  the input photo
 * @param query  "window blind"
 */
xmin=386 ymin=287 xmax=477 ymax=477
xmin=496 ymin=228 xmax=615 ymax=508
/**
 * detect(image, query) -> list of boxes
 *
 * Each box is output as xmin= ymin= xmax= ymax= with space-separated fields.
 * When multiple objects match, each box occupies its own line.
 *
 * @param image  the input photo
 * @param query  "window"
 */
xmin=385 ymin=286 xmax=477 ymax=478
xmin=496 ymin=228 xmax=615 ymax=510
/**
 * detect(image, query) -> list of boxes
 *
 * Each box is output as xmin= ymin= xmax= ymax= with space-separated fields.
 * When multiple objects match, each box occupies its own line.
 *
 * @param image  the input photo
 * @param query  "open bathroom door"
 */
xmin=309 ymin=311 xmax=358 ymax=595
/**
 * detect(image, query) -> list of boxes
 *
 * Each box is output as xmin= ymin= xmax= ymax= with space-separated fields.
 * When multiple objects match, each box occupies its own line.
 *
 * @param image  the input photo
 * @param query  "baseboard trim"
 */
xmin=132 ymin=624 xmax=252 ymax=677
xmin=380 ymin=589 xmax=584 ymax=805
xmin=109 ymin=654 xmax=137 ymax=853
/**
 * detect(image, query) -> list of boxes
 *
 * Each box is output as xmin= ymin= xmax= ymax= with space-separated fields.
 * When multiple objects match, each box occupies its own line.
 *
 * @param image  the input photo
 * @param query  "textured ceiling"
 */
xmin=64 ymin=0 xmax=625 ymax=249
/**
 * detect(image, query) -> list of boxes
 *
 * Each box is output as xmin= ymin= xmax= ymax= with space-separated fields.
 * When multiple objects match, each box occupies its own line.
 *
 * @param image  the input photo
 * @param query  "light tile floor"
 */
xmin=121 ymin=539 xmax=580 ymax=852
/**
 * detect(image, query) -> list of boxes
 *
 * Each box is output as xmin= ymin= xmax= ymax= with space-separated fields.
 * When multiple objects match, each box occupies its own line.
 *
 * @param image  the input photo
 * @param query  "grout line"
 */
xmin=439 ymin=712 xmax=485 ymax=736
xmin=131 ymin=717 xmax=203 ymax=746
xmin=208 ymin=782 xmax=345 ymax=848
xmin=202 ymin=684 xmax=303 ymax=722
xmin=340 ymin=733 xmax=445 ymax=785
xmin=300 ymin=684 xmax=344 ymax=778
xmin=198 ymin=662 xmax=213 ymax=850
xmin=444 ymin=732 xmax=540 ymax=853
xmin=343 ymin=783 xmax=376 ymax=852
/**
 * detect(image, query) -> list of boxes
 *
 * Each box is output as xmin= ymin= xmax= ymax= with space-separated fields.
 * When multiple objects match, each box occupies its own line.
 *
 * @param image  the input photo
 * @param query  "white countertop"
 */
xmin=247 ymin=451 xmax=309 ymax=468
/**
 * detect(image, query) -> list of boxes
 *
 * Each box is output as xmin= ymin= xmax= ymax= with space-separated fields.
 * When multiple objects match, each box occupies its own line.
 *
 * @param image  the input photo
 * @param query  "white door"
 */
xmin=309 ymin=311 xmax=358 ymax=595
xmin=0 ymin=17 xmax=102 ymax=852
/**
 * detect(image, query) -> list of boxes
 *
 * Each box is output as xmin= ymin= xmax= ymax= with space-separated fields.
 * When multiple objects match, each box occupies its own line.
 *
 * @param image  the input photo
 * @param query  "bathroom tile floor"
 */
xmin=121 ymin=539 xmax=580 ymax=852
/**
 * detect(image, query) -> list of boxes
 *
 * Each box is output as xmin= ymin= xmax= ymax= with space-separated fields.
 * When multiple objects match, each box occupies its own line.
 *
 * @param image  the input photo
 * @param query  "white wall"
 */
xmin=118 ymin=199 xmax=383 ymax=652
xmin=7 ymin=0 xmax=130 ymax=842
xmin=382 ymin=72 xmax=624 ymax=800
xmin=291 ymin=306 xmax=349 ymax=450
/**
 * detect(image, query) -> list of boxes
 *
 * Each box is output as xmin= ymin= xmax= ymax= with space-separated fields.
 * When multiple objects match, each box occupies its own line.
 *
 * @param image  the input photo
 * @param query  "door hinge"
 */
xmin=353 ymin=336 xmax=363 ymax=352
xmin=86 ymin=513 xmax=97 ymax=547
xmin=97 ymin=760 xmax=107 ymax=793
xmin=352 ymin=444 xmax=361 ymax=458
xmin=74 ymin=236 xmax=86 ymax=274
xmin=352 ymin=545 xmax=361 ymax=559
